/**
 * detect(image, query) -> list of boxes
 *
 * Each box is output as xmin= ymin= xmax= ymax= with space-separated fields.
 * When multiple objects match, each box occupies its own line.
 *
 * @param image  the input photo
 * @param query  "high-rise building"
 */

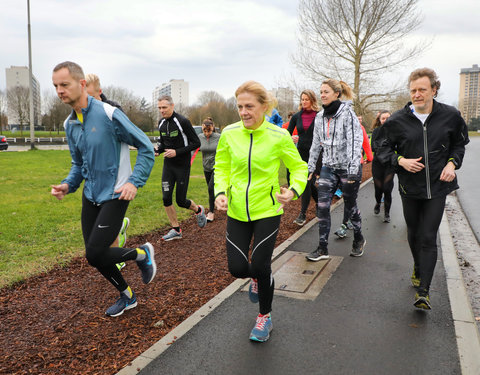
xmin=152 ymin=79 xmax=189 ymax=110
xmin=5 ymin=65 xmax=42 ymax=130
xmin=459 ymin=64 xmax=480 ymax=125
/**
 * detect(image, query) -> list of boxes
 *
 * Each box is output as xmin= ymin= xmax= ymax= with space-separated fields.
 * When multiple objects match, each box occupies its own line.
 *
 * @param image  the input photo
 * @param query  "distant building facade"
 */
xmin=5 ymin=65 xmax=42 ymax=130
xmin=459 ymin=64 xmax=480 ymax=125
xmin=152 ymin=79 xmax=189 ymax=110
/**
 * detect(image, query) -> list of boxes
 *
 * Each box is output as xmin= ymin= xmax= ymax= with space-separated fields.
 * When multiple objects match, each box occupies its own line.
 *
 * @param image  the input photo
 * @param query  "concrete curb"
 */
xmin=440 ymin=214 xmax=480 ymax=375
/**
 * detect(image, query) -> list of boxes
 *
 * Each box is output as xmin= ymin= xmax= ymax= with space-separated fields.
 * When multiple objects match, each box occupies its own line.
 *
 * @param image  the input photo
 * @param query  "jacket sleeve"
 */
xmin=112 ymin=110 xmax=155 ymax=188
xmin=307 ymin=115 xmax=323 ymax=173
xmin=346 ymin=110 xmax=363 ymax=177
xmin=281 ymin=132 xmax=308 ymax=199
xmin=361 ymin=125 xmax=373 ymax=162
xmin=448 ymin=112 xmax=469 ymax=169
xmin=175 ymin=118 xmax=201 ymax=157
xmin=61 ymin=120 xmax=84 ymax=193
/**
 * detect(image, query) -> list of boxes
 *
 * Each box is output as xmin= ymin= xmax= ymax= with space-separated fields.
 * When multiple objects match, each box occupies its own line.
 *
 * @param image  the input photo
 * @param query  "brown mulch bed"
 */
xmin=0 ymin=165 xmax=371 ymax=375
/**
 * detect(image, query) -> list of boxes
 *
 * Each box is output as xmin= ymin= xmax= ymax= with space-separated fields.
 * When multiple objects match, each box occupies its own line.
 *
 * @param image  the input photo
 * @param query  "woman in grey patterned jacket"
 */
xmin=306 ymin=79 xmax=365 ymax=261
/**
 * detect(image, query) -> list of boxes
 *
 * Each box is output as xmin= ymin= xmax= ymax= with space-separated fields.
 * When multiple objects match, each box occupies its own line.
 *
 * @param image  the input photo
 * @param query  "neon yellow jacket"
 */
xmin=214 ymin=119 xmax=308 ymax=222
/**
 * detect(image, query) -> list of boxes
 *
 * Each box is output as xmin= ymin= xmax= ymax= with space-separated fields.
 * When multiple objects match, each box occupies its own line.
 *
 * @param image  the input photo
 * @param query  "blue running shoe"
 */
xmin=105 ymin=291 xmax=137 ymax=317
xmin=249 ymin=313 xmax=273 ymax=342
xmin=248 ymin=278 xmax=259 ymax=303
xmin=196 ymin=205 xmax=207 ymax=228
xmin=136 ymin=242 xmax=157 ymax=284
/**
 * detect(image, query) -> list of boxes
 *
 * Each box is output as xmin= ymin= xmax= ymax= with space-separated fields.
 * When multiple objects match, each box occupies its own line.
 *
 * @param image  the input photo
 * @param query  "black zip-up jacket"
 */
xmin=377 ymin=100 xmax=469 ymax=199
xmin=156 ymin=111 xmax=200 ymax=166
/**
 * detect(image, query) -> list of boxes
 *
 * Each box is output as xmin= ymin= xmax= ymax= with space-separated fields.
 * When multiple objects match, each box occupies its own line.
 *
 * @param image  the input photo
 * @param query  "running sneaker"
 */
xmin=105 ymin=291 xmax=137 ymax=317
xmin=118 ymin=217 xmax=130 ymax=248
xmin=334 ymin=224 xmax=348 ymax=239
xmin=249 ymin=313 xmax=273 ymax=342
xmin=249 ymin=278 xmax=259 ymax=303
xmin=414 ymin=290 xmax=431 ymax=310
xmin=306 ymin=246 xmax=329 ymax=261
xmin=196 ymin=205 xmax=207 ymax=228
xmin=411 ymin=268 xmax=421 ymax=288
xmin=350 ymin=238 xmax=366 ymax=257
xmin=384 ymin=213 xmax=391 ymax=223
xmin=162 ymin=228 xmax=182 ymax=241
xmin=136 ymin=242 xmax=157 ymax=284
xmin=346 ymin=220 xmax=354 ymax=230
xmin=335 ymin=189 xmax=343 ymax=198
xmin=293 ymin=213 xmax=306 ymax=226
xmin=374 ymin=203 xmax=380 ymax=215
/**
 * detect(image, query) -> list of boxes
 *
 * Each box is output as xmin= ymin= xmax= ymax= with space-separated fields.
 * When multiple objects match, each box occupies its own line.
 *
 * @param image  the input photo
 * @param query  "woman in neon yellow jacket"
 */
xmin=214 ymin=81 xmax=308 ymax=343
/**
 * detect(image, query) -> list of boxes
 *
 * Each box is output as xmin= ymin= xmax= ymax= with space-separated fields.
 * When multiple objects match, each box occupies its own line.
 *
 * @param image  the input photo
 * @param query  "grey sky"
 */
xmin=0 ymin=0 xmax=479 ymax=108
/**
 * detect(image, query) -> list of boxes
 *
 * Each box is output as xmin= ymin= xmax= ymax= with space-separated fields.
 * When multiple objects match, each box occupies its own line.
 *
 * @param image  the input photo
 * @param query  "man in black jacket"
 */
xmin=154 ymin=95 xmax=206 ymax=241
xmin=378 ymin=68 xmax=469 ymax=310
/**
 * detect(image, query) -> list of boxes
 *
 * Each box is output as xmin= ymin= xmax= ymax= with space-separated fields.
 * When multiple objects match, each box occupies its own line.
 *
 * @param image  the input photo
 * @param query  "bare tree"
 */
xmin=0 ymin=90 xmax=7 ymax=132
xmin=42 ymin=92 xmax=71 ymax=134
xmin=295 ymin=0 xmax=426 ymax=115
xmin=7 ymin=86 xmax=30 ymax=136
xmin=185 ymin=91 xmax=239 ymax=129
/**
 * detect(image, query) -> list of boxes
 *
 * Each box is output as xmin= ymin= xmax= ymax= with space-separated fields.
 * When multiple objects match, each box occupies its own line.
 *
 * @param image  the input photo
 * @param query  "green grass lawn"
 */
xmin=0 ymin=149 xmax=211 ymax=288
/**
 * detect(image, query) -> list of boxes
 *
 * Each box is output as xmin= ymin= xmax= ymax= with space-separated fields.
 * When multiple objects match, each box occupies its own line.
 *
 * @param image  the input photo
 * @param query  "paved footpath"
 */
xmin=119 ymin=179 xmax=480 ymax=375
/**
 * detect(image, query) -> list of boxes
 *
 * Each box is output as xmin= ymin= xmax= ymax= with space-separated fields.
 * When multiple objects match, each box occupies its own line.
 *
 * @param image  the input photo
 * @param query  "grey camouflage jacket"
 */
xmin=307 ymin=101 xmax=363 ymax=179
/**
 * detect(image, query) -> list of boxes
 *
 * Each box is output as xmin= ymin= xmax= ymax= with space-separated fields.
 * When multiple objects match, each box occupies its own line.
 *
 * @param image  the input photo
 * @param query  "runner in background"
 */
xmin=154 ymin=95 xmax=206 ymax=241
xmin=198 ymin=117 xmax=220 ymax=222
xmin=214 ymin=81 xmax=307 ymax=342
xmin=86 ymin=73 xmax=129 ymax=270
xmin=287 ymin=90 xmax=320 ymax=226
xmin=370 ymin=110 xmax=393 ymax=222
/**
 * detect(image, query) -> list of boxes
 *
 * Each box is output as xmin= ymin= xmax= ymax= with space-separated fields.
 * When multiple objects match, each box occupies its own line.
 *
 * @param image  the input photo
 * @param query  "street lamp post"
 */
xmin=27 ymin=0 xmax=35 ymax=150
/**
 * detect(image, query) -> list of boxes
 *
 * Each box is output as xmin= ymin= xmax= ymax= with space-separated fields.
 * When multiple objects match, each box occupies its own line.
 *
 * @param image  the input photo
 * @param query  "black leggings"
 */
xmin=401 ymin=195 xmax=446 ymax=292
xmin=372 ymin=159 xmax=394 ymax=214
xmin=226 ymin=215 xmax=281 ymax=315
xmin=203 ymin=170 xmax=215 ymax=213
xmin=162 ymin=161 xmax=192 ymax=208
xmin=300 ymin=178 xmax=318 ymax=215
xmin=81 ymin=193 xmax=138 ymax=293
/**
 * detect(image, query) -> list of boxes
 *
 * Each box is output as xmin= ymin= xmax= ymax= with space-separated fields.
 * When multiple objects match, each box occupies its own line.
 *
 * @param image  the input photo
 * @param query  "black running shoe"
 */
xmin=350 ymin=238 xmax=366 ymax=257
xmin=414 ymin=289 xmax=431 ymax=310
xmin=306 ymin=246 xmax=329 ymax=261
xmin=384 ymin=213 xmax=390 ymax=223
xmin=374 ymin=203 xmax=380 ymax=215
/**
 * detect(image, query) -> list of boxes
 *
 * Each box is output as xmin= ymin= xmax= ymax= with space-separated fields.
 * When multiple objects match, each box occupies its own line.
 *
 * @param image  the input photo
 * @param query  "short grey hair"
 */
xmin=158 ymin=95 xmax=174 ymax=105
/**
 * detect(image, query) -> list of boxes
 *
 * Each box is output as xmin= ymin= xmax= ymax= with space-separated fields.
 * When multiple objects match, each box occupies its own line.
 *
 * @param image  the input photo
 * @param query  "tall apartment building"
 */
xmin=152 ymin=79 xmax=189 ymax=111
xmin=5 ymin=65 xmax=42 ymax=130
xmin=459 ymin=64 xmax=480 ymax=125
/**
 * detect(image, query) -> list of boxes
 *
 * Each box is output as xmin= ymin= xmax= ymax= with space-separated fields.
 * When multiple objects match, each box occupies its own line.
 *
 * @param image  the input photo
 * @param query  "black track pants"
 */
xmin=226 ymin=215 xmax=281 ymax=315
xmin=81 ymin=193 xmax=138 ymax=292
xmin=401 ymin=195 xmax=446 ymax=292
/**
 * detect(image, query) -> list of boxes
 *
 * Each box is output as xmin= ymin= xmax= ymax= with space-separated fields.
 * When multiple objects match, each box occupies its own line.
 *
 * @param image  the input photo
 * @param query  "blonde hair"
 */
xmin=235 ymin=81 xmax=275 ymax=115
xmin=322 ymin=79 xmax=355 ymax=101
xmin=85 ymin=73 xmax=101 ymax=90
xmin=299 ymin=89 xmax=320 ymax=111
